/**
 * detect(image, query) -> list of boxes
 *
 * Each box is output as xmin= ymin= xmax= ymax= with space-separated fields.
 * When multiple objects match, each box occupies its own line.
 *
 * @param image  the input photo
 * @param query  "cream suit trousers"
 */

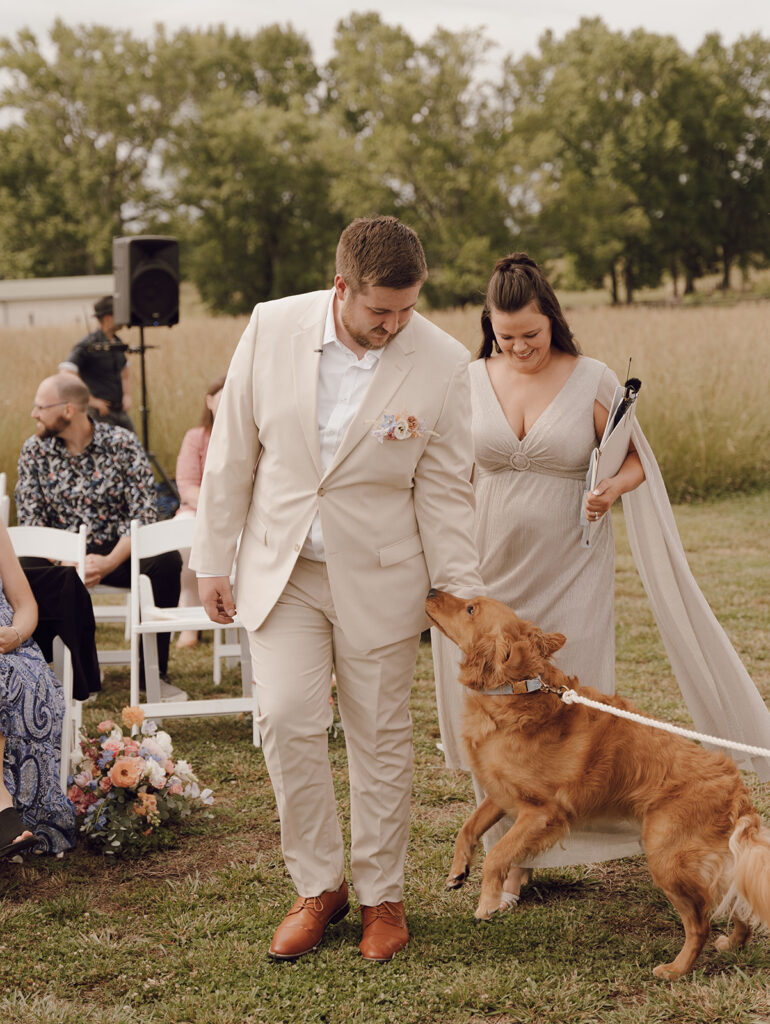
xmin=248 ymin=556 xmax=420 ymax=905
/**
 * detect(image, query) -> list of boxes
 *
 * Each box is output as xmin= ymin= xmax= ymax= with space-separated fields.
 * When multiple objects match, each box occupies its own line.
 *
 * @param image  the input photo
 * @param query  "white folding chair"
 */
xmin=8 ymin=524 xmax=88 ymax=789
xmin=0 ymin=472 xmax=8 ymax=528
xmin=129 ymin=518 xmax=259 ymax=746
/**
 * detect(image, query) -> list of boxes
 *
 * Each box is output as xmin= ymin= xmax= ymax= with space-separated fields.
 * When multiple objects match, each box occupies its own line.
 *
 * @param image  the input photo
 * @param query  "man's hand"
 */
xmin=198 ymin=576 xmax=237 ymax=624
xmin=84 ymin=553 xmax=113 ymax=588
xmin=90 ymin=396 xmax=110 ymax=416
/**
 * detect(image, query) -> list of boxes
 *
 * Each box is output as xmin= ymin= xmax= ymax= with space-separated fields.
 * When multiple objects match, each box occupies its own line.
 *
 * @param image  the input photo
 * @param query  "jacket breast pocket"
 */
xmin=378 ymin=532 xmax=423 ymax=568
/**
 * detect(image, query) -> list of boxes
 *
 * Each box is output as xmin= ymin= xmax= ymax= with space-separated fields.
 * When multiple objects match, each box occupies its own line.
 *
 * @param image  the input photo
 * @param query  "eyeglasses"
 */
xmin=32 ymin=401 xmax=69 ymax=412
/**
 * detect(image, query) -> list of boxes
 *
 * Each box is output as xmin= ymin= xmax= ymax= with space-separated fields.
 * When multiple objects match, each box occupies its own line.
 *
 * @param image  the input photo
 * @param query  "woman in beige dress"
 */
xmin=432 ymin=253 xmax=770 ymax=909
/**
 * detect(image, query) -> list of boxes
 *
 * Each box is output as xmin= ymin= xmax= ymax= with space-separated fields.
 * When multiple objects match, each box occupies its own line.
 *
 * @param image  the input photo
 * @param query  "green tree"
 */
xmin=169 ymin=94 xmax=342 ymax=313
xmin=160 ymin=25 xmax=340 ymax=312
xmin=501 ymin=19 xmax=677 ymax=303
xmin=325 ymin=13 xmax=514 ymax=306
xmin=0 ymin=21 xmax=177 ymax=275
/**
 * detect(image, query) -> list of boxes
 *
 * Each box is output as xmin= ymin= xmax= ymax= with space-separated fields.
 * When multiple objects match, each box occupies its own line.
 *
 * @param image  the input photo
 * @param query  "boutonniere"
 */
xmin=370 ymin=411 xmax=437 ymax=444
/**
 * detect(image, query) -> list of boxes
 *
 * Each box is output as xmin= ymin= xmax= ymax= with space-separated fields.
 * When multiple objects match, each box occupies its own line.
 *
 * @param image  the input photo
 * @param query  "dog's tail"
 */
xmin=716 ymin=814 xmax=770 ymax=928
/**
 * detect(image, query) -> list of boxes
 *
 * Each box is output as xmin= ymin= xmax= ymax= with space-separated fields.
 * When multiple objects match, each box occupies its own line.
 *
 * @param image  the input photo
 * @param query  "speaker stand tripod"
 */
xmin=131 ymin=326 xmax=179 ymax=502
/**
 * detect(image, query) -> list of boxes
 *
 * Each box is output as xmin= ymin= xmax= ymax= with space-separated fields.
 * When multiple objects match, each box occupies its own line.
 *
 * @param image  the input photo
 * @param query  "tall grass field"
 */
xmin=1 ymin=301 xmax=769 ymax=510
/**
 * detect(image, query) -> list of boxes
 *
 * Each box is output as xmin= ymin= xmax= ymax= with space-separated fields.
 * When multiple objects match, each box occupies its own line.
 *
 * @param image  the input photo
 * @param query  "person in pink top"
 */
xmin=174 ymin=376 xmax=225 ymax=647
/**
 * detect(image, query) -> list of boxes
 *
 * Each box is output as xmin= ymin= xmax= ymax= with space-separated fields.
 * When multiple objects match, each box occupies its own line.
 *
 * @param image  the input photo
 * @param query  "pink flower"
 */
xmin=96 ymin=720 xmax=115 ymax=733
xmin=99 ymin=777 xmax=112 ymax=793
xmin=73 ymin=769 xmax=93 ymax=789
xmin=165 ymin=760 xmax=175 ymax=775
xmin=168 ymin=783 xmax=183 ymax=795
xmin=102 ymin=739 xmax=122 ymax=754
xmin=123 ymin=740 xmax=141 ymax=755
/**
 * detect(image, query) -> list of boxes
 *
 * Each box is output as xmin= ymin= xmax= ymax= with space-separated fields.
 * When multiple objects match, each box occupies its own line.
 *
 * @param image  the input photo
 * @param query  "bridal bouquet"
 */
xmin=68 ymin=706 xmax=214 ymax=857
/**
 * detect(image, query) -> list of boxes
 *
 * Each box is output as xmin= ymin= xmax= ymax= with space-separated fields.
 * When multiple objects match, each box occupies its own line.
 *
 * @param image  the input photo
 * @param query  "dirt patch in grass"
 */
xmin=0 ymin=827 xmax=279 ymax=910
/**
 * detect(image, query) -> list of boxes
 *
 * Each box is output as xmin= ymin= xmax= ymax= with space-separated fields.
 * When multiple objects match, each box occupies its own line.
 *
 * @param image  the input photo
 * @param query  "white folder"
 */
xmin=580 ymin=379 xmax=641 ymax=548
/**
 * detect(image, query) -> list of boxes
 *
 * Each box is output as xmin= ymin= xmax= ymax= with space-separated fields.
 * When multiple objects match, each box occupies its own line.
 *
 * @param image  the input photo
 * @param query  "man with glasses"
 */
xmin=15 ymin=374 xmax=184 ymax=700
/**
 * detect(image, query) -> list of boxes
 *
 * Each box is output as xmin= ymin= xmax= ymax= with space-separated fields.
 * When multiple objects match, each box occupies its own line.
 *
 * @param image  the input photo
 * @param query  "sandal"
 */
xmin=0 ymin=807 xmax=39 ymax=858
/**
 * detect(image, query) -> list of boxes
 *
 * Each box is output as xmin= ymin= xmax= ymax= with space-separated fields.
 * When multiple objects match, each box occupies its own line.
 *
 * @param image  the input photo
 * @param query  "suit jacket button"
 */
xmin=317 ymin=486 xmax=326 ymax=496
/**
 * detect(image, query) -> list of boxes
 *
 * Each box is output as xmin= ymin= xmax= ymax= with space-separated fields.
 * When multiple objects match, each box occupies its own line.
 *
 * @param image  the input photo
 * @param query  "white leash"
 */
xmin=560 ymin=689 xmax=770 ymax=759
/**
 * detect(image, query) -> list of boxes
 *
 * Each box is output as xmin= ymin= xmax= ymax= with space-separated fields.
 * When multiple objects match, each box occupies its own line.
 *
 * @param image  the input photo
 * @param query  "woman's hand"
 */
xmin=0 ymin=626 xmax=23 ymax=654
xmin=584 ymin=478 xmax=620 ymax=523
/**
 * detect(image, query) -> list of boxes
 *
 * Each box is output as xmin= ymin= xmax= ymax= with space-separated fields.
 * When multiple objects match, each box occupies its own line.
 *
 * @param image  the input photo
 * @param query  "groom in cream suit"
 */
xmin=191 ymin=217 xmax=482 ymax=962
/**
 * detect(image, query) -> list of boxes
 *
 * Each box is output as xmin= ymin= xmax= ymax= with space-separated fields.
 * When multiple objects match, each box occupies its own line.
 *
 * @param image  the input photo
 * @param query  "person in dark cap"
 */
xmin=59 ymin=295 xmax=135 ymax=431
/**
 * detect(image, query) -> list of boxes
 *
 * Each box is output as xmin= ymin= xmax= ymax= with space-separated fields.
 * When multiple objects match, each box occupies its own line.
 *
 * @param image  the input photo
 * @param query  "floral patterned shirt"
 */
xmin=15 ymin=421 xmax=158 ymax=550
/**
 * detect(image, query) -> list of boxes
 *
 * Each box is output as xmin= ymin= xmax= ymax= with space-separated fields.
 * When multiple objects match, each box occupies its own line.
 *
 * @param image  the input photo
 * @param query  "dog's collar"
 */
xmin=481 ymin=676 xmax=543 ymax=696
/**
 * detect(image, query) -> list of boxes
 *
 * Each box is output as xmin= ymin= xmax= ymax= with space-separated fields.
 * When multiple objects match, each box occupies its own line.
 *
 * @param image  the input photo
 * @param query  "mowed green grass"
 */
xmin=0 ymin=491 xmax=768 ymax=1023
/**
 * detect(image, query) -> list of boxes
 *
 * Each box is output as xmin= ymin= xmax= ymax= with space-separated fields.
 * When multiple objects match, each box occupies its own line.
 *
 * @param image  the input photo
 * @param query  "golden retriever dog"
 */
xmin=426 ymin=588 xmax=770 ymax=979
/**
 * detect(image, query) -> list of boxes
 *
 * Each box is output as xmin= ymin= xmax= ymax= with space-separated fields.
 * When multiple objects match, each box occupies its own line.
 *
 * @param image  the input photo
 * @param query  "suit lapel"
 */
xmin=291 ymin=302 xmax=326 ymax=478
xmin=322 ymin=325 xmax=415 ymax=478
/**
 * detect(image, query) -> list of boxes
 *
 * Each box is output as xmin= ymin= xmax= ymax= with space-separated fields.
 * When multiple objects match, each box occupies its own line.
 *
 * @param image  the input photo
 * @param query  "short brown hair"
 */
xmin=335 ymin=216 xmax=427 ymax=292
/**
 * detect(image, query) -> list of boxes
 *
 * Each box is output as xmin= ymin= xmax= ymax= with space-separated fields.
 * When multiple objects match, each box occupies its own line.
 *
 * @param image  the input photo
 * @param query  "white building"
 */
xmin=0 ymin=274 xmax=114 ymax=328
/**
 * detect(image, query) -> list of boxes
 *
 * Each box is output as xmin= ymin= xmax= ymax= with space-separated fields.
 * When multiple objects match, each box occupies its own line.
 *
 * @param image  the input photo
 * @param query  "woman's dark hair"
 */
xmin=477 ymin=253 xmax=580 ymax=359
xmin=199 ymin=376 xmax=226 ymax=431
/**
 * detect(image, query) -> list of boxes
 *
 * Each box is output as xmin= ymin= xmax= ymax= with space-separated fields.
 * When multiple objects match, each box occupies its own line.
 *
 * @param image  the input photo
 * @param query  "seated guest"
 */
xmin=174 ymin=376 xmax=225 ymax=648
xmin=15 ymin=374 xmax=185 ymax=701
xmin=0 ymin=519 xmax=77 ymax=857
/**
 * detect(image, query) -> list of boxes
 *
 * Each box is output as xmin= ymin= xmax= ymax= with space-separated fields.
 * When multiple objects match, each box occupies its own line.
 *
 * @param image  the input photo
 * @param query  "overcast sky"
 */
xmin=1 ymin=0 xmax=768 ymax=66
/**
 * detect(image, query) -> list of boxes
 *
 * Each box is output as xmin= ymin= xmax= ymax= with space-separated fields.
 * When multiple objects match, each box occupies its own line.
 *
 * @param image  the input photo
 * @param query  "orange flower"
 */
xmin=139 ymin=792 xmax=158 ymax=814
xmin=121 ymin=706 xmax=145 ymax=729
xmin=109 ymin=757 xmax=145 ymax=789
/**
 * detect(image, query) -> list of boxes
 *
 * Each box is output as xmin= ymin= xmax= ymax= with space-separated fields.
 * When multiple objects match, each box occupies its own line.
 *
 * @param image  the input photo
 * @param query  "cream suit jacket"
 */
xmin=190 ymin=289 xmax=483 ymax=652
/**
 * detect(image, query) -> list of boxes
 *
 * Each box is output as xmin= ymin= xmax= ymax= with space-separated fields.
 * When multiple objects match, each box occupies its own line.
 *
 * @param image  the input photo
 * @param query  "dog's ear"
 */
xmin=531 ymin=629 xmax=566 ymax=658
xmin=460 ymin=631 xmax=511 ymax=690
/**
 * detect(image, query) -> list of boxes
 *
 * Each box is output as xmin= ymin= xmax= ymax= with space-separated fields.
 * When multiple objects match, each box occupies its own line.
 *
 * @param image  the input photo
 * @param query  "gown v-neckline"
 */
xmin=480 ymin=356 xmax=583 ymax=444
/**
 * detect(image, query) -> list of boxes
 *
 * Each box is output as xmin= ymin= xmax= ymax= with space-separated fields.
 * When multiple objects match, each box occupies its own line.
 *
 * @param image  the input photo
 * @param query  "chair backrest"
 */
xmin=131 ymin=516 xmax=195 ymax=561
xmin=8 ymin=523 xmax=87 ymax=580
xmin=130 ymin=516 xmax=194 ymax=620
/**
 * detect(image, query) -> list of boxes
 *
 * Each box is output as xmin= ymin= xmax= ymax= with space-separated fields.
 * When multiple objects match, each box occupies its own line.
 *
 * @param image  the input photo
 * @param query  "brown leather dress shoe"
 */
xmin=268 ymin=881 xmax=350 ymax=961
xmin=359 ymin=901 xmax=409 ymax=961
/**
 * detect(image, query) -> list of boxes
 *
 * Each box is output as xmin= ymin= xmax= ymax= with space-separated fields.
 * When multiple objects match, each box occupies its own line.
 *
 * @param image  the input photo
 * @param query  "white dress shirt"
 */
xmin=300 ymin=291 xmax=382 ymax=560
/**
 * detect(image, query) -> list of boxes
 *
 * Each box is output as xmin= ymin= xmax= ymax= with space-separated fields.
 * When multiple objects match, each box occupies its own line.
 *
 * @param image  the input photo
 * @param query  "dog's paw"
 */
xmin=474 ymin=897 xmax=500 ymax=921
xmin=713 ymin=934 xmax=730 ymax=953
xmin=445 ymin=871 xmax=468 ymax=890
xmin=652 ymin=962 xmax=684 ymax=981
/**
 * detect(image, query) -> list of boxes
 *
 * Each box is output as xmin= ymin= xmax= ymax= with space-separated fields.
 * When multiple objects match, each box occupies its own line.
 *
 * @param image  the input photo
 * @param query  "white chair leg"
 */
xmin=252 ymin=681 xmax=261 ymax=749
xmin=53 ymin=637 xmax=75 ymax=792
xmin=213 ymin=628 xmax=222 ymax=686
xmin=239 ymin=630 xmax=252 ymax=698
xmin=123 ymin=593 xmax=132 ymax=641
xmin=141 ymin=633 xmax=163 ymax=704
xmin=239 ymin=631 xmax=260 ymax=748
